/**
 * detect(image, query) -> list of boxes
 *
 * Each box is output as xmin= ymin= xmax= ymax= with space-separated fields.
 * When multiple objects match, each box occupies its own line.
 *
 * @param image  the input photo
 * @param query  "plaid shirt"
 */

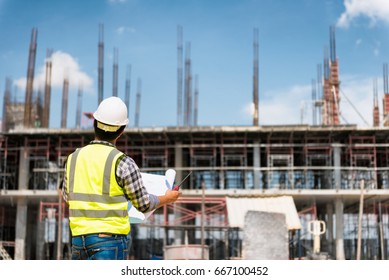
xmin=62 ymin=140 xmax=159 ymax=213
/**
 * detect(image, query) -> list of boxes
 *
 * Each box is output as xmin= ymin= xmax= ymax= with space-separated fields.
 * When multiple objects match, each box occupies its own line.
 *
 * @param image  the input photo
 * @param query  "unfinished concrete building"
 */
xmin=1 ymin=126 xmax=389 ymax=260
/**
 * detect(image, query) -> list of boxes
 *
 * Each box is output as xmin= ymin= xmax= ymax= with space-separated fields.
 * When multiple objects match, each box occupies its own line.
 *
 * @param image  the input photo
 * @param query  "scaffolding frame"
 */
xmin=304 ymin=136 xmax=332 ymax=189
xmin=190 ymin=134 xmax=218 ymax=189
xmin=142 ymin=137 xmax=169 ymax=170
xmin=266 ymin=134 xmax=294 ymax=189
xmin=141 ymin=196 xmax=230 ymax=259
xmin=220 ymin=134 xmax=248 ymax=189
xmin=346 ymin=136 xmax=377 ymax=190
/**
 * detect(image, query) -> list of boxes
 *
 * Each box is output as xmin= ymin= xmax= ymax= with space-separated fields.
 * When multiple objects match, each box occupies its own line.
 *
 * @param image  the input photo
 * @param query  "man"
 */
xmin=62 ymin=96 xmax=181 ymax=260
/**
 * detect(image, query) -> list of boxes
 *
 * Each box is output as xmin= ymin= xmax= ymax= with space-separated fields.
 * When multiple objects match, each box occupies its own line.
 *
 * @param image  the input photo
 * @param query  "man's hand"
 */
xmin=165 ymin=189 xmax=181 ymax=203
xmin=158 ymin=189 xmax=181 ymax=207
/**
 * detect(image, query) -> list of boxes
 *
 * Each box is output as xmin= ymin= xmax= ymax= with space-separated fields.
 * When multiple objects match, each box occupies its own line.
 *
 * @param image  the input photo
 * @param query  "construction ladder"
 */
xmin=0 ymin=243 xmax=12 ymax=260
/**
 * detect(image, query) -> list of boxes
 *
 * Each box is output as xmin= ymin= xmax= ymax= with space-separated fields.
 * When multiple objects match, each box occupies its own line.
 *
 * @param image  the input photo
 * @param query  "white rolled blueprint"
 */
xmin=128 ymin=169 xmax=176 ymax=223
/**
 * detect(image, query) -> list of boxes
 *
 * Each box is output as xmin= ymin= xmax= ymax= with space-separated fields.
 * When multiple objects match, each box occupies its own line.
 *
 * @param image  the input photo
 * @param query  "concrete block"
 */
xmin=242 ymin=210 xmax=289 ymax=260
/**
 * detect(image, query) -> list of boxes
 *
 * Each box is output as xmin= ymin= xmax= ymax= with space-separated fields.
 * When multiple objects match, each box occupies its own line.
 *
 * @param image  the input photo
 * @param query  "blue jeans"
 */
xmin=71 ymin=233 xmax=129 ymax=260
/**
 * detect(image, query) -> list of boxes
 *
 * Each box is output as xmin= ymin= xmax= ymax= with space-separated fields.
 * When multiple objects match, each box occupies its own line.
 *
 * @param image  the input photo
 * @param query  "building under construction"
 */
xmin=2 ymin=25 xmax=389 ymax=260
xmin=1 ymin=126 xmax=389 ymax=260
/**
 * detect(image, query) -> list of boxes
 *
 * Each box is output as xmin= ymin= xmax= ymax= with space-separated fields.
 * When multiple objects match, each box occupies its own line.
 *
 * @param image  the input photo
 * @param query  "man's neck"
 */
xmin=95 ymin=137 xmax=116 ymax=145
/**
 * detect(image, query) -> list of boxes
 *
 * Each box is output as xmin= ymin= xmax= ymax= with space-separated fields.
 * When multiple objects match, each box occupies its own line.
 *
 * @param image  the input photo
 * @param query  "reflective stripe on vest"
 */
xmin=67 ymin=145 xmax=129 ymax=235
xmin=69 ymin=209 xmax=128 ymax=218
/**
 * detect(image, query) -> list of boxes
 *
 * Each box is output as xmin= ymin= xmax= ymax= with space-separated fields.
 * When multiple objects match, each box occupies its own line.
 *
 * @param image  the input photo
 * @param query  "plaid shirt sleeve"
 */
xmin=116 ymin=154 xmax=160 ymax=213
xmin=62 ymin=175 xmax=68 ymax=203
xmin=61 ymin=161 xmax=68 ymax=203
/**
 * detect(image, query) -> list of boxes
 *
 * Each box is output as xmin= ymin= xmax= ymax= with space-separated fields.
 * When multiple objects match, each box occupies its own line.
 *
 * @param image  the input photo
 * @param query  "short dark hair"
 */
xmin=93 ymin=120 xmax=125 ymax=141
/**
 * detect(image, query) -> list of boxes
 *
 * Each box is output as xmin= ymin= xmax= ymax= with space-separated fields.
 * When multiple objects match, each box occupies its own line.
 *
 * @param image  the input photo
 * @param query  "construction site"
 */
xmin=2 ymin=24 xmax=389 ymax=260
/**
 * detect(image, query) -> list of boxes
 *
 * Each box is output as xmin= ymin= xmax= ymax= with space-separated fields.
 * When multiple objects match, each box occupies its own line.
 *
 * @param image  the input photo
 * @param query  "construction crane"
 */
xmin=328 ymin=25 xmax=340 ymax=125
xmin=321 ymin=26 xmax=340 ymax=126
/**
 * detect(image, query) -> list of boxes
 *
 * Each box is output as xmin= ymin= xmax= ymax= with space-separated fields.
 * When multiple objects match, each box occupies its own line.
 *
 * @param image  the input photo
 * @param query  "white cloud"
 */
xmin=116 ymin=26 xmax=125 ymax=35
xmin=251 ymin=77 xmax=377 ymax=127
xmin=354 ymin=38 xmax=381 ymax=58
xmin=116 ymin=26 xmax=136 ymax=35
xmin=243 ymin=102 xmax=255 ymax=118
xmin=373 ymin=40 xmax=381 ymax=56
xmin=338 ymin=74 xmax=377 ymax=127
xmin=255 ymin=84 xmax=311 ymax=125
xmin=337 ymin=0 xmax=389 ymax=28
xmin=14 ymin=51 xmax=93 ymax=94
xmin=14 ymin=77 xmax=27 ymax=92
xmin=373 ymin=47 xmax=380 ymax=57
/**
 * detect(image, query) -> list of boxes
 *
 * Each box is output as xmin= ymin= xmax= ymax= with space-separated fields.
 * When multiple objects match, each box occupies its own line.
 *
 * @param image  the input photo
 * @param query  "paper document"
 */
xmin=128 ymin=169 xmax=176 ymax=223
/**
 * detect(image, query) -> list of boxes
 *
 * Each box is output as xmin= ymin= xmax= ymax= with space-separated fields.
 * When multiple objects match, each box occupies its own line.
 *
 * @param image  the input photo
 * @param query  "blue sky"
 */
xmin=1 ymin=0 xmax=389 ymax=128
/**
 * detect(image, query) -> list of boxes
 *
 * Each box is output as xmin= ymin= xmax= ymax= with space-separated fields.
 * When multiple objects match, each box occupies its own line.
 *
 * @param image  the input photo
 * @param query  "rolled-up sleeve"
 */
xmin=116 ymin=155 xmax=160 ymax=213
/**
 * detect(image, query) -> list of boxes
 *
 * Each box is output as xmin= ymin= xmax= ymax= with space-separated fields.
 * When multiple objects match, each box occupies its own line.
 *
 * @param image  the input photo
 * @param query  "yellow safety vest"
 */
xmin=66 ymin=143 xmax=130 ymax=236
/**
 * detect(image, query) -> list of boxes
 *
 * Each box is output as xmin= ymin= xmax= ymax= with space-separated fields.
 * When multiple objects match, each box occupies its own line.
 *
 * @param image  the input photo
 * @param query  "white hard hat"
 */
xmin=93 ymin=97 xmax=129 ymax=129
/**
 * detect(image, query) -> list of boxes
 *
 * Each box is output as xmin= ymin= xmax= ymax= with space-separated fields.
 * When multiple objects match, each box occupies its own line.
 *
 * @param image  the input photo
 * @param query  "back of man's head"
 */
xmin=93 ymin=120 xmax=125 ymax=141
xmin=93 ymin=97 xmax=129 ymax=141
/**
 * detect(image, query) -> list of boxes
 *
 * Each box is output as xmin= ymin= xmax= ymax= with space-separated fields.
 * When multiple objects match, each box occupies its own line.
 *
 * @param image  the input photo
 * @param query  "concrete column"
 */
xmin=15 ymin=146 xmax=29 ymax=260
xmin=335 ymin=198 xmax=345 ymax=260
xmin=333 ymin=143 xmax=345 ymax=259
xmin=219 ymin=150 xmax=225 ymax=190
xmin=15 ymin=198 xmax=27 ymax=260
xmin=36 ymin=220 xmax=45 ymax=260
xmin=219 ymin=170 xmax=225 ymax=189
xmin=326 ymin=203 xmax=334 ymax=257
xmin=333 ymin=143 xmax=341 ymax=190
xmin=18 ymin=146 xmax=29 ymax=191
xmin=174 ymin=141 xmax=183 ymax=183
xmin=253 ymin=140 xmax=261 ymax=189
